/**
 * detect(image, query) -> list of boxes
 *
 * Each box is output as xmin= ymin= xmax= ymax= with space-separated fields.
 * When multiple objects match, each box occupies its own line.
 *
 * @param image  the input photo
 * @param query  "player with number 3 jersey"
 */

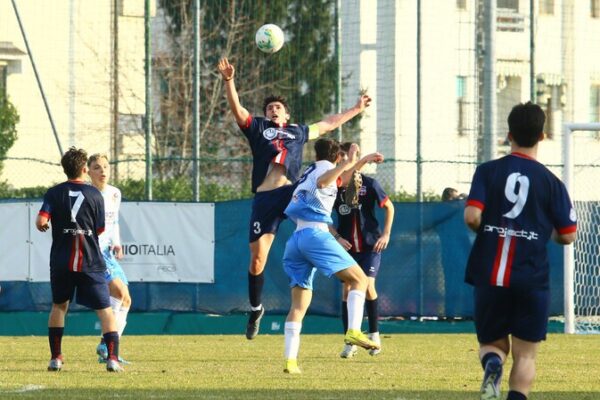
xmin=217 ymin=57 xmax=372 ymax=340
xmin=464 ymin=102 xmax=576 ymax=400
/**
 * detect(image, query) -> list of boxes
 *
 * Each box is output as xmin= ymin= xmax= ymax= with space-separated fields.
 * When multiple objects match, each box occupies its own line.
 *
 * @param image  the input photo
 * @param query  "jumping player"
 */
xmin=331 ymin=142 xmax=394 ymax=358
xmin=87 ymin=154 xmax=131 ymax=364
xmin=217 ymin=57 xmax=372 ymax=339
xmin=281 ymin=139 xmax=382 ymax=374
xmin=464 ymin=102 xmax=576 ymax=400
xmin=36 ymin=147 xmax=124 ymax=372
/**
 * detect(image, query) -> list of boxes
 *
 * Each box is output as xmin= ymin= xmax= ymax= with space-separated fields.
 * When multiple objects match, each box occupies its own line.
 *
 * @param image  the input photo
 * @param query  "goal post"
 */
xmin=562 ymin=122 xmax=600 ymax=334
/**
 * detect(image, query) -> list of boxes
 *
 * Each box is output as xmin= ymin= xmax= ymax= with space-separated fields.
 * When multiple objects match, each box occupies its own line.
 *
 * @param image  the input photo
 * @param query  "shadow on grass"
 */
xmin=1 ymin=389 xmax=599 ymax=400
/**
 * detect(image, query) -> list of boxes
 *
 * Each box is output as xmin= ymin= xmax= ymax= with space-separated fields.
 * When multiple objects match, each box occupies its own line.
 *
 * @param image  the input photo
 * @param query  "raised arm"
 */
xmin=313 ymin=94 xmax=372 ymax=136
xmin=218 ymin=57 xmax=250 ymax=126
xmin=317 ymin=144 xmax=360 ymax=188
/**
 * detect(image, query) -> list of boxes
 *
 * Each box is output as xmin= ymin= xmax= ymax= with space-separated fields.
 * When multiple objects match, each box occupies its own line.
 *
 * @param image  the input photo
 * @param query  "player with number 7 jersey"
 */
xmin=39 ymin=179 xmax=106 ymax=273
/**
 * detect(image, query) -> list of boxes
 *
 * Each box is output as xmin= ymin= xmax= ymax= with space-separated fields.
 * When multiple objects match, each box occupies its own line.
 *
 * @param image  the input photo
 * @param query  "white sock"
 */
xmin=251 ymin=304 xmax=263 ymax=312
xmin=103 ymin=296 xmax=123 ymax=338
xmin=117 ymin=306 xmax=129 ymax=337
xmin=346 ymin=290 xmax=366 ymax=332
xmin=369 ymin=331 xmax=380 ymax=341
xmin=284 ymin=321 xmax=302 ymax=360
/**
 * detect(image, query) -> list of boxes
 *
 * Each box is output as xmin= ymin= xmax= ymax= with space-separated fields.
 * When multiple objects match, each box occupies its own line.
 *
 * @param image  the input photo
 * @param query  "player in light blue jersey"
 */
xmin=281 ymin=138 xmax=383 ymax=374
xmin=88 ymin=154 xmax=131 ymax=365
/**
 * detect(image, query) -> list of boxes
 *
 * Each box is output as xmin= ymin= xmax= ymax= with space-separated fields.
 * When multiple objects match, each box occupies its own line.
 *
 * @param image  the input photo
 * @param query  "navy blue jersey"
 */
xmin=333 ymin=175 xmax=389 ymax=252
xmin=39 ymin=181 xmax=106 ymax=273
xmin=465 ymin=153 xmax=576 ymax=289
xmin=240 ymin=115 xmax=309 ymax=193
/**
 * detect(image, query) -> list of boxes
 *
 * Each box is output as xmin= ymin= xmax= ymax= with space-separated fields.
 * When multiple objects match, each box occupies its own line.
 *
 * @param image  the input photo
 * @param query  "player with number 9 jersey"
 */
xmin=39 ymin=181 xmax=106 ymax=274
xmin=465 ymin=153 xmax=576 ymax=289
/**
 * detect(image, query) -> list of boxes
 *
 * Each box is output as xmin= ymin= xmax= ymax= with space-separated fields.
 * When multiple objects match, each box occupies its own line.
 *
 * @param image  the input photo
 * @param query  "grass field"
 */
xmin=0 ymin=333 xmax=598 ymax=399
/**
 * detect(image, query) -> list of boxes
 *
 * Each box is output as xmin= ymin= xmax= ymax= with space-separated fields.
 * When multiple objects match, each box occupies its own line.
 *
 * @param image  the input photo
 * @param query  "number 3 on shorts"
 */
xmin=253 ymin=221 xmax=261 ymax=234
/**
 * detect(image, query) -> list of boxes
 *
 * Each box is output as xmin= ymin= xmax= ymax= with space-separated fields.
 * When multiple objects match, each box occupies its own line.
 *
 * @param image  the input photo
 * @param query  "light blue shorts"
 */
xmin=103 ymin=248 xmax=129 ymax=285
xmin=283 ymin=228 xmax=357 ymax=290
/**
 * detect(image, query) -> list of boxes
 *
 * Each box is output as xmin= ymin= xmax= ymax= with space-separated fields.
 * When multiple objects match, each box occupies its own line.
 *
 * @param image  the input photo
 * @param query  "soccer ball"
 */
xmin=255 ymin=24 xmax=285 ymax=54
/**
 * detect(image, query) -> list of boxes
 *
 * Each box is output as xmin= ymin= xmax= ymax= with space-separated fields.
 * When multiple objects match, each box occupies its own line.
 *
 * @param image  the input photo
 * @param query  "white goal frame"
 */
xmin=562 ymin=122 xmax=600 ymax=334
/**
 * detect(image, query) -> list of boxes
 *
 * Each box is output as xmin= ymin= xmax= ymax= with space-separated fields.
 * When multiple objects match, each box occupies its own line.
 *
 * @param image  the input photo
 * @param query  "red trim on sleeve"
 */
xmin=97 ymin=227 xmax=105 ymax=235
xmin=336 ymin=176 xmax=343 ymax=187
xmin=466 ymin=199 xmax=484 ymax=210
xmin=238 ymin=114 xmax=252 ymax=130
xmin=378 ymin=196 xmax=389 ymax=208
xmin=38 ymin=211 xmax=51 ymax=219
xmin=557 ymin=225 xmax=577 ymax=234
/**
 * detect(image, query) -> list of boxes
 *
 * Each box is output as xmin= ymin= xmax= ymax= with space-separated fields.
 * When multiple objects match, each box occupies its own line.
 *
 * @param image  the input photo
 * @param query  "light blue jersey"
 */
xmin=284 ymin=160 xmax=338 ymax=224
xmin=282 ymin=159 xmax=356 ymax=290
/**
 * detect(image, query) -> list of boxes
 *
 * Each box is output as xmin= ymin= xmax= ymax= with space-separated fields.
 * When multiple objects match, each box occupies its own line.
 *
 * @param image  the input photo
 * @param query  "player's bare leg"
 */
xmin=283 ymin=287 xmax=312 ymax=373
xmin=479 ymin=339 xmax=508 ymax=400
xmin=508 ymin=337 xmax=539 ymax=399
xmin=246 ymin=233 xmax=275 ymax=339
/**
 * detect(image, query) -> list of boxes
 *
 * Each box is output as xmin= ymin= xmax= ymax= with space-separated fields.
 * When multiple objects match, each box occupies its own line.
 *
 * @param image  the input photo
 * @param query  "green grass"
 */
xmin=0 ymin=334 xmax=598 ymax=399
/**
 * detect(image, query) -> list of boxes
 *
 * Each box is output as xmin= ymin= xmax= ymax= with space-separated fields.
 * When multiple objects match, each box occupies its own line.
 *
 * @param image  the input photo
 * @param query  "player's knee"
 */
xmin=122 ymin=293 xmax=132 ymax=308
xmin=248 ymin=257 xmax=267 ymax=274
xmin=53 ymin=302 xmax=69 ymax=313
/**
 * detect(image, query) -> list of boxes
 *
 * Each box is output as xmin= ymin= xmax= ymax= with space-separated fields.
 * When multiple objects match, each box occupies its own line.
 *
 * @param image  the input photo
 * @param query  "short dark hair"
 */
xmin=441 ymin=187 xmax=458 ymax=201
xmin=61 ymin=147 xmax=88 ymax=179
xmin=507 ymin=102 xmax=545 ymax=147
xmin=262 ymin=95 xmax=290 ymax=115
xmin=314 ymin=138 xmax=341 ymax=163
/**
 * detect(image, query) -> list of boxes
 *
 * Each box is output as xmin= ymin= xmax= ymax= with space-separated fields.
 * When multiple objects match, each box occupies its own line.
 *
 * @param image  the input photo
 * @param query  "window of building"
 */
xmin=539 ymin=0 xmax=554 ymax=15
xmin=591 ymin=84 xmax=600 ymax=122
xmin=498 ymin=0 xmax=519 ymax=11
xmin=457 ymin=0 xmax=467 ymax=10
xmin=0 ymin=64 xmax=7 ymax=99
xmin=592 ymin=0 xmax=600 ymax=18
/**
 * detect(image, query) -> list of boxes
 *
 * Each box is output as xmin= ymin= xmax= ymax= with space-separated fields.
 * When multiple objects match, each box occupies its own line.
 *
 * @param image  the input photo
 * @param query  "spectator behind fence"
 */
xmin=442 ymin=187 xmax=466 ymax=202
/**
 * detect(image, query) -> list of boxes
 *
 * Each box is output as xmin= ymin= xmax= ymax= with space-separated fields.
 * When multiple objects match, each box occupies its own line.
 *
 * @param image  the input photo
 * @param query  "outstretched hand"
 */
xmin=218 ymin=57 xmax=235 ymax=81
xmin=355 ymin=94 xmax=372 ymax=112
xmin=362 ymin=152 xmax=384 ymax=164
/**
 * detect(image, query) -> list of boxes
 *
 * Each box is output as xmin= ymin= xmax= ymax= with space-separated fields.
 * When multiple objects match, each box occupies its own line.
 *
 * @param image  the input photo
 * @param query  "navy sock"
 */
xmin=248 ymin=272 xmax=264 ymax=308
xmin=48 ymin=327 xmax=64 ymax=359
xmin=366 ymin=298 xmax=379 ymax=333
xmin=507 ymin=390 xmax=527 ymax=400
xmin=341 ymin=301 xmax=348 ymax=333
xmin=481 ymin=352 xmax=502 ymax=370
xmin=103 ymin=331 xmax=120 ymax=361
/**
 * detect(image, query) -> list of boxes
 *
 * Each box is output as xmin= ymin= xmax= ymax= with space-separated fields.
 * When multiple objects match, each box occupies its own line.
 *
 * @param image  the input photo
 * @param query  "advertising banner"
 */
xmin=2 ymin=202 xmax=215 ymax=283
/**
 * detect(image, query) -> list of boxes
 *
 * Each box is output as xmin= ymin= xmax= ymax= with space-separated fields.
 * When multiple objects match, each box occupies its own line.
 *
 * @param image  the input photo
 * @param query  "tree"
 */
xmin=0 ymin=96 xmax=19 ymax=174
xmin=153 ymin=0 xmax=342 ymax=188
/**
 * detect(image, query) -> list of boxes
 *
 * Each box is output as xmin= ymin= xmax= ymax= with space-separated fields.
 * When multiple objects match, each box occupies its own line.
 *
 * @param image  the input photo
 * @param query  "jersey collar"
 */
xmin=510 ymin=152 xmax=535 ymax=160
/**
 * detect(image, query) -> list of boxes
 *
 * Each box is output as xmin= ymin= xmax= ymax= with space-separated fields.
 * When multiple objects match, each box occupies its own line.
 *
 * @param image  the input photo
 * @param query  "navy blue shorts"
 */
xmin=350 ymin=251 xmax=381 ymax=278
xmin=474 ymin=285 xmax=550 ymax=343
xmin=249 ymin=184 xmax=296 ymax=243
xmin=50 ymin=268 xmax=111 ymax=310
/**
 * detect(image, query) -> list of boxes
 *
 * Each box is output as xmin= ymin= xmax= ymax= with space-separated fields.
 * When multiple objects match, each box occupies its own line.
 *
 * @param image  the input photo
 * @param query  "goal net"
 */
xmin=563 ymin=123 xmax=600 ymax=334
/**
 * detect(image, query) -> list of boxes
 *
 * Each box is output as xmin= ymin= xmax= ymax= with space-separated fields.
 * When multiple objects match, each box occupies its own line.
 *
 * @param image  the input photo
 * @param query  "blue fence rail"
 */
xmin=0 ymin=200 xmax=566 ymax=318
